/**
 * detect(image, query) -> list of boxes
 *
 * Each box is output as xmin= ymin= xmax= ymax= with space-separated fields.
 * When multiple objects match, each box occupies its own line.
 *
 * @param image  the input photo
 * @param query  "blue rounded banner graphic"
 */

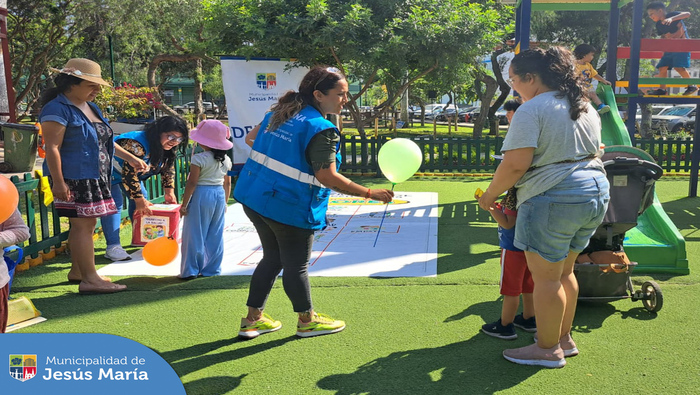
xmin=1 ymin=333 xmax=185 ymax=394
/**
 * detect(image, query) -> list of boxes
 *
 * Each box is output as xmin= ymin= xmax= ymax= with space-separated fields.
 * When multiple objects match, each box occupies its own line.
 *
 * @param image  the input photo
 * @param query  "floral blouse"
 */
xmin=116 ymin=138 xmax=176 ymax=199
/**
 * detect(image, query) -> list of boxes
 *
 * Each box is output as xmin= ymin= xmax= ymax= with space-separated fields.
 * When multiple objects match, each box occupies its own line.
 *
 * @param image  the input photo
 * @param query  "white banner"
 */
xmin=220 ymin=57 xmax=309 ymax=169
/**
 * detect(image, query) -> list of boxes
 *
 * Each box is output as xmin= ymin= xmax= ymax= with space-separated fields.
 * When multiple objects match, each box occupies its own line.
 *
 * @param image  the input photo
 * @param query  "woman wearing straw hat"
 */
xmin=39 ymin=58 xmax=144 ymax=294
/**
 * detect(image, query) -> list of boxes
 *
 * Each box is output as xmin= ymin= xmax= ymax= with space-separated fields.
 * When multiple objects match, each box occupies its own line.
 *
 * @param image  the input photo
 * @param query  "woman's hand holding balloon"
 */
xmin=370 ymin=189 xmax=394 ymax=203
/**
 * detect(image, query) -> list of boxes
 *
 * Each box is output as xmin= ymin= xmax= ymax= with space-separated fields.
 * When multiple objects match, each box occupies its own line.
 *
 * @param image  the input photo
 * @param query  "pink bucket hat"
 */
xmin=190 ymin=119 xmax=233 ymax=150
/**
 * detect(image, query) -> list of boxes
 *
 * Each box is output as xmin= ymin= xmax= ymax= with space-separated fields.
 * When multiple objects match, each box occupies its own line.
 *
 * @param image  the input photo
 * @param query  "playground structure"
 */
xmin=509 ymin=0 xmax=692 ymax=274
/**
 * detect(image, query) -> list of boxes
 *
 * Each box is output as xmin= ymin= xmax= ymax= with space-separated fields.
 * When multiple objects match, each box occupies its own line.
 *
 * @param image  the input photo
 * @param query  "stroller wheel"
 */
xmin=641 ymin=281 xmax=663 ymax=313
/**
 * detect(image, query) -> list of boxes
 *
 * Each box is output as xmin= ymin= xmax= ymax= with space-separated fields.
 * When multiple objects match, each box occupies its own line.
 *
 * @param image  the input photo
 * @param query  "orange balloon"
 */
xmin=0 ymin=176 xmax=19 ymax=223
xmin=142 ymin=237 xmax=179 ymax=266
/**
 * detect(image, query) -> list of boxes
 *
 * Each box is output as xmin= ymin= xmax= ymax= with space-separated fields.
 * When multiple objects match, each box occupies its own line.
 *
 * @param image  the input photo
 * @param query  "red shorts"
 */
xmin=500 ymin=249 xmax=534 ymax=296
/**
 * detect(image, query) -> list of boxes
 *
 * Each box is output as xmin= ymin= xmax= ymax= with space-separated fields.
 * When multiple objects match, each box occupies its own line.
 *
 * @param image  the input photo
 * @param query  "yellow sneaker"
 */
xmin=296 ymin=312 xmax=346 ymax=338
xmin=238 ymin=313 xmax=282 ymax=339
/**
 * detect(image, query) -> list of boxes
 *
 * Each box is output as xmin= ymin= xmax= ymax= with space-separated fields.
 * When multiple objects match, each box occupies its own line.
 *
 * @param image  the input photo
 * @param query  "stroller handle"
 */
xmin=603 ymin=157 xmax=663 ymax=181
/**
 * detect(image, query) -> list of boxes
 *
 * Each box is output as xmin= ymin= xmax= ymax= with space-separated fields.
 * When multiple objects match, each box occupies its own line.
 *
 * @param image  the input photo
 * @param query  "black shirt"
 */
xmin=656 ymin=11 xmax=687 ymax=37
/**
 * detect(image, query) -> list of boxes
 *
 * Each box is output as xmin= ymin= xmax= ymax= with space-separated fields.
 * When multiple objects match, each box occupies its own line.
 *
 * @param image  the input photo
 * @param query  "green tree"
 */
xmin=9 ymin=0 xmax=226 ymax=121
xmin=9 ymin=0 xmax=93 ymax=118
xmin=208 ymin=0 xmax=508 ymax=136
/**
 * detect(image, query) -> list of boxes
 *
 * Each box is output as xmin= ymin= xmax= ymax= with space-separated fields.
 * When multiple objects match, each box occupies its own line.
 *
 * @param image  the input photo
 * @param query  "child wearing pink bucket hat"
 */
xmin=178 ymin=120 xmax=233 ymax=278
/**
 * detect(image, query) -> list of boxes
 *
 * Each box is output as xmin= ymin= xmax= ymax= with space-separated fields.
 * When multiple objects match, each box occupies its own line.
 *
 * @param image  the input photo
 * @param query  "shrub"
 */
xmin=95 ymin=83 xmax=160 ymax=120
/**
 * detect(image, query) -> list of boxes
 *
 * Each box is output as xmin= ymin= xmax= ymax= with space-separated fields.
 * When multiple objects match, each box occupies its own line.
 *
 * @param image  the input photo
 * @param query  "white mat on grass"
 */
xmin=98 ymin=192 xmax=438 ymax=277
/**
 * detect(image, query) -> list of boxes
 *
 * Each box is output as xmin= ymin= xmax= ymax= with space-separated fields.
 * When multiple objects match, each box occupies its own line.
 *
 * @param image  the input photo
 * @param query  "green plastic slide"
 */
xmin=597 ymin=84 xmax=688 ymax=274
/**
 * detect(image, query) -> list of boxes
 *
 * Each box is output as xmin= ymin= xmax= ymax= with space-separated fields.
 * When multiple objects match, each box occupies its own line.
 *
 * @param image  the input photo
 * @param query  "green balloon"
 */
xmin=378 ymin=138 xmax=423 ymax=183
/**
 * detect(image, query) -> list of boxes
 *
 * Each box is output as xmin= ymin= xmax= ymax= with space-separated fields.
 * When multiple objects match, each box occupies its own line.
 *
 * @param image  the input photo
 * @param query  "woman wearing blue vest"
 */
xmin=101 ymin=116 xmax=189 ymax=261
xmin=39 ymin=58 xmax=143 ymax=294
xmin=234 ymin=66 xmax=394 ymax=339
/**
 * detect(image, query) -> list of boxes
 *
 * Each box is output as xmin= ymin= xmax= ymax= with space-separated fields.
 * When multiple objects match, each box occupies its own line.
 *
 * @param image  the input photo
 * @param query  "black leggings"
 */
xmin=243 ymin=205 xmax=315 ymax=313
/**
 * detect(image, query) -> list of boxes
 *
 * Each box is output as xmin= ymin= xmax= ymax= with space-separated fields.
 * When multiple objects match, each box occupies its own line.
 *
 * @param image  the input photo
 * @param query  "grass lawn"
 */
xmin=10 ymin=177 xmax=700 ymax=394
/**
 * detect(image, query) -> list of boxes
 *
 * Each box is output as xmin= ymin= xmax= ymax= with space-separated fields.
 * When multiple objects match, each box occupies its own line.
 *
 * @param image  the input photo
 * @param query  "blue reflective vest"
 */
xmin=111 ymin=131 xmax=159 ymax=184
xmin=234 ymin=106 xmax=340 ymax=230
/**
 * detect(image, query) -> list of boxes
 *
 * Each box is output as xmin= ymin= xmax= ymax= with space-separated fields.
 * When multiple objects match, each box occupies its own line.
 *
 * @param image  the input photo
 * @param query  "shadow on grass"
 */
xmin=659 ymin=196 xmax=700 ymax=242
xmin=160 ymin=336 xmax=297 ymax=384
xmin=317 ymin=335 xmax=538 ymax=394
xmin=437 ymin=199 xmax=501 ymax=275
xmin=183 ymin=375 xmax=247 ymax=395
xmin=10 ymin=251 xmax=253 ymax=321
xmin=319 ymin=301 xmax=529 ymax=394
xmin=317 ymin=299 xmax=661 ymax=393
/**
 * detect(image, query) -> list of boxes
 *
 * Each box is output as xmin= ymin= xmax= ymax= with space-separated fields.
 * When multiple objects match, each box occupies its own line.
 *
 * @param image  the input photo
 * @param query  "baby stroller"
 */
xmin=574 ymin=146 xmax=664 ymax=313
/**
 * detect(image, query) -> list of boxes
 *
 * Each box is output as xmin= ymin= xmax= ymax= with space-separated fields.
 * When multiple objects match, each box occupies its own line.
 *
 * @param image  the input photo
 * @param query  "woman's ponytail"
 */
xmin=512 ymin=47 xmax=588 ymax=121
xmin=268 ymin=91 xmax=307 ymax=131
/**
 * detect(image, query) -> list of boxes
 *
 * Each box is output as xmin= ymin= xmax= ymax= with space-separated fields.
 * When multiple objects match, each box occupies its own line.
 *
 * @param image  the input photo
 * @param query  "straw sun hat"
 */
xmin=50 ymin=58 xmax=110 ymax=86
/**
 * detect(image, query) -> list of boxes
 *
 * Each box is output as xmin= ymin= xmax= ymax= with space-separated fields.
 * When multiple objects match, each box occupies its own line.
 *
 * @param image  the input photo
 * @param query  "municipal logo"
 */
xmin=9 ymin=354 xmax=37 ymax=382
xmin=256 ymin=73 xmax=277 ymax=90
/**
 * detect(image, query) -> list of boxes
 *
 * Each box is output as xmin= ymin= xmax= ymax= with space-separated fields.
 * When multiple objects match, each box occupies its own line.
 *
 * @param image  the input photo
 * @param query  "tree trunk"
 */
xmin=473 ymin=72 xmax=498 ymax=138
xmin=357 ymin=61 xmax=438 ymax=136
xmin=147 ymin=53 xmax=203 ymax=117
xmin=400 ymin=81 xmax=409 ymax=123
xmin=639 ymin=103 xmax=653 ymax=138
xmin=489 ymin=50 xmax=510 ymax=136
xmin=347 ymin=101 xmax=366 ymax=137
xmin=193 ymin=58 xmax=204 ymax=122
xmin=410 ymin=95 xmax=426 ymax=127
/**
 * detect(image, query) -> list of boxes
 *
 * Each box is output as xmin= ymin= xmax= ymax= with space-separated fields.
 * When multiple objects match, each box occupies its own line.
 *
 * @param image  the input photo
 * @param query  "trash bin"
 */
xmin=0 ymin=122 xmax=39 ymax=173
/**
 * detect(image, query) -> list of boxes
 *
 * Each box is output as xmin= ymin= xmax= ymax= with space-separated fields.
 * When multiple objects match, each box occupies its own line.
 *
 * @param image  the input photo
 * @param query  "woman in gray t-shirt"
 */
xmin=478 ymin=47 xmax=610 ymax=368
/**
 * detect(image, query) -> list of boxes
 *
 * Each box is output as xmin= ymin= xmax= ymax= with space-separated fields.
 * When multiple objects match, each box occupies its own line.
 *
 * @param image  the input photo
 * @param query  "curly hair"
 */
xmin=143 ymin=115 xmax=189 ymax=172
xmin=267 ymin=66 xmax=345 ymax=132
xmin=510 ymin=46 xmax=588 ymax=121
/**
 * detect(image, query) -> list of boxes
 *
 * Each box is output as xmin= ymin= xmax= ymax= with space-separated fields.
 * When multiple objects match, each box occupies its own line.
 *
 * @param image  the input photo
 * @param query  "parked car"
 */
xmin=467 ymin=106 xmax=508 ymax=125
xmin=635 ymin=105 xmax=672 ymax=121
xmin=436 ymin=108 xmax=458 ymax=122
xmin=459 ymin=106 xmax=478 ymax=122
xmin=684 ymin=116 xmax=695 ymax=133
xmin=174 ymin=101 xmax=219 ymax=115
xmin=494 ymin=107 xmax=509 ymax=125
xmin=651 ymin=105 xmax=696 ymax=134
xmin=424 ymin=107 xmax=444 ymax=120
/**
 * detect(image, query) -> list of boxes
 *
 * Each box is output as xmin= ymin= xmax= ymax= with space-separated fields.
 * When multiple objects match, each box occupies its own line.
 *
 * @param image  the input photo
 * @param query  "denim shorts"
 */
xmin=514 ymin=169 xmax=610 ymax=263
xmin=657 ymin=52 xmax=691 ymax=69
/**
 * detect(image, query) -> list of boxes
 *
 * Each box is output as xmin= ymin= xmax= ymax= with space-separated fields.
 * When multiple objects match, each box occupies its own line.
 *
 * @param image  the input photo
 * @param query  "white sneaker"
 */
xmin=104 ymin=245 xmax=132 ymax=261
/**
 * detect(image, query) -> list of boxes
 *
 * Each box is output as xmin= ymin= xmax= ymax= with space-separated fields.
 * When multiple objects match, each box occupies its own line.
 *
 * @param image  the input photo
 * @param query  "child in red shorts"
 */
xmin=480 ymin=188 xmax=536 ymax=339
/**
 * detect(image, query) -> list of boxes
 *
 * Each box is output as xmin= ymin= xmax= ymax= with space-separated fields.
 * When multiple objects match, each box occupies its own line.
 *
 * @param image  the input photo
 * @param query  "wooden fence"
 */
xmin=9 ymin=136 xmax=695 ymax=262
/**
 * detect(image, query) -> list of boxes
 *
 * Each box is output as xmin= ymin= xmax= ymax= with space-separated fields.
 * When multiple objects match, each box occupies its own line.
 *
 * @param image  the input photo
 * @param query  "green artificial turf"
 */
xmin=10 ymin=178 xmax=700 ymax=394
